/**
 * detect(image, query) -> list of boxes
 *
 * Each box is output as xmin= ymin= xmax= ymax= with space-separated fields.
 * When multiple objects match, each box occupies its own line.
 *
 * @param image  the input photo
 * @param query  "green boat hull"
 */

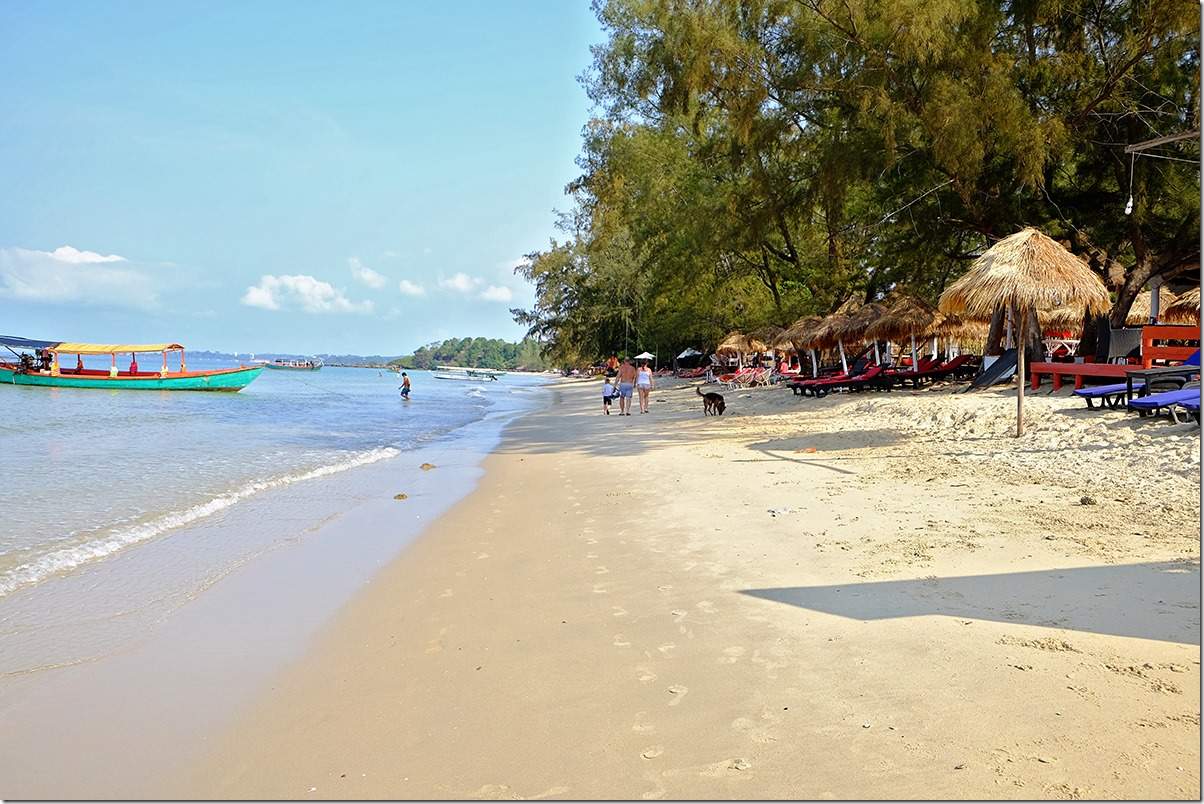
xmin=0 ymin=365 xmax=264 ymax=392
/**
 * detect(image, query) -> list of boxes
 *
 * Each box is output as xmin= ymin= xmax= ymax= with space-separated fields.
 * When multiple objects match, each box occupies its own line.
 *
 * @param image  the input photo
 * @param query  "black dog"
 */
xmin=696 ymin=385 xmax=726 ymax=416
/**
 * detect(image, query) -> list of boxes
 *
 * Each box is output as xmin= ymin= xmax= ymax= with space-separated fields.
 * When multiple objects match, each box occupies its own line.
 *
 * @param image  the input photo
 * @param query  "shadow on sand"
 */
xmin=742 ymin=560 xmax=1200 ymax=644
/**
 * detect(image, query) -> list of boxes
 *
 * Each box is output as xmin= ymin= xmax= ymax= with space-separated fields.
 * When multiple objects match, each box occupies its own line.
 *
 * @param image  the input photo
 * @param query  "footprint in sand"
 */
xmin=614 ymin=634 xmax=632 ymax=647
xmin=667 ymin=685 xmax=689 ymax=705
xmin=593 ymin=584 xmax=610 ymax=594
xmin=657 ymin=643 xmax=677 ymax=656
xmin=696 ymin=600 xmax=717 ymax=614
xmin=595 ymin=566 xmax=610 ymax=575
xmin=585 ymin=538 xmax=598 ymax=545
xmin=657 ymin=585 xmax=673 ymax=592
xmin=439 ymin=588 xmax=455 ymax=598
xmin=612 ymin=606 xmax=629 ymax=617
xmin=586 ymin=553 xmax=599 ymax=559
xmin=636 ymin=667 xmax=658 ymax=683
xmin=671 ymin=609 xmax=688 ymax=621
xmin=633 ymin=711 xmax=656 ymax=732
xmin=719 ymin=646 xmax=746 ymax=664
xmin=476 ymin=552 xmax=490 ymax=559
xmin=641 ymin=745 xmax=664 ymax=759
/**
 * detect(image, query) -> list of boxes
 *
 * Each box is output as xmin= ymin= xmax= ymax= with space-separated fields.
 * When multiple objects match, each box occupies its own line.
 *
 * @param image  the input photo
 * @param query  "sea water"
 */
xmin=0 ymin=362 xmax=545 ymax=675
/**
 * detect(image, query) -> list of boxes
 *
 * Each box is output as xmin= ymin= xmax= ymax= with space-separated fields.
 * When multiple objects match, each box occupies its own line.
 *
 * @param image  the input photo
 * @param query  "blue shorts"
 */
xmin=618 ymin=383 xmax=633 ymax=398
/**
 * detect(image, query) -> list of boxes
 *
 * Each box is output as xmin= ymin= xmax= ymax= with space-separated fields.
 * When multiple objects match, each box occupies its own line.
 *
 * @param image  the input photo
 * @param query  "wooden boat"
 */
xmin=0 ymin=336 xmax=263 ymax=392
xmin=263 ymin=357 xmax=323 ymax=371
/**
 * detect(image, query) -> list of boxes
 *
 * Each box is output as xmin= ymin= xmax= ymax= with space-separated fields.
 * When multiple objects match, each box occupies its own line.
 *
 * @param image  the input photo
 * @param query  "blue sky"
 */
xmin=0 ymin=2 xmax=599 ymax=355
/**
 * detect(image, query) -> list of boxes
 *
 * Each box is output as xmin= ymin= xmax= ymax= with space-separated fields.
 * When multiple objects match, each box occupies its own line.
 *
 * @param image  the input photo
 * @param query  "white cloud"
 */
xmin=241 ymin=274 xmax=373 ymax=314
xmin=348 ymin=257 xmax=387 ymax=288
xmin=439 ymin=272 xmax=483 ymax=293
xmin=398 ymin=279 xmax=426 ymax=296
xmin=479 ymin=285 xmax=513 ymax=302
xmin=0 ymin=245 xmax=155 ymax=308
xmin=42 ymin=245 xmax=127 ymax=264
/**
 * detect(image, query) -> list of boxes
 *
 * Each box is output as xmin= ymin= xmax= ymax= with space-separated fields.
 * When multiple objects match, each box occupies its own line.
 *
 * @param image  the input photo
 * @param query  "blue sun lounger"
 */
xmin=1172 ymin=396 xmax=1200 ymax=425
xmin=1126 ymin=387 xmax=1201 ymax=417
xmin=1074 ymin=381 xmax=1145 ymax=409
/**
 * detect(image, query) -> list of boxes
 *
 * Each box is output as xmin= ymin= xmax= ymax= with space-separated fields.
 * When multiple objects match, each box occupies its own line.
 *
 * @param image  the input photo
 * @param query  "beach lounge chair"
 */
xmin=718 ymin=367 xmax=755 ymax=389
xmin=1073 ymin=381 xmax=1146 ymax=410
xmin=802 ymin=365 xmax=884 ymax=398
xmin=1172 ymin=397 xmax=1200 ymax=424
xmin=1126 ymin=386 xmax=1201 ymax=418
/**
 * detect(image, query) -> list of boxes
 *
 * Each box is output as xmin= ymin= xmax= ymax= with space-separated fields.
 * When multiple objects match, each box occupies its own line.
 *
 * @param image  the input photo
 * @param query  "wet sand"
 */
xmin=187 ymin=378 xmax=1200 ymax=799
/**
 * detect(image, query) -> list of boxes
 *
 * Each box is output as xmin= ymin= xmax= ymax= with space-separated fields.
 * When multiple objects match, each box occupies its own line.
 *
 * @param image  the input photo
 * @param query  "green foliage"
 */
xmin=513 ymin=0 xmax=1199 ymax=361
xmin=388 ymin=338 xmax=548 ymax=371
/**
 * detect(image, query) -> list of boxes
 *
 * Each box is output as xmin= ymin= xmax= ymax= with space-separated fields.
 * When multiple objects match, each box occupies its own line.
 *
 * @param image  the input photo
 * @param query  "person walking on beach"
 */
xmin=615 ymin=358 xmax=637 ymax=415
xmin=602 ymin=377 xmax=616 ymax=414
xmin=399 ymin=372 xmax=411 ymax=399
xmin=635 ymin=360 xmax=654 ymax=413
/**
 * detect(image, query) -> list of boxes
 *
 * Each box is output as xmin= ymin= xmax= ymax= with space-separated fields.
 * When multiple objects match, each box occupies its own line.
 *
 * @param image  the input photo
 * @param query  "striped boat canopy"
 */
xmin=52 ymin=342 xmax=185 ymax=354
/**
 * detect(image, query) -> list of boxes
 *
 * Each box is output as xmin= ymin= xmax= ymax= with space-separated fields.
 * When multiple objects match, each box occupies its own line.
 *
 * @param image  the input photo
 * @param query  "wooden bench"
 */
xmin=1029 ymin=361 xmax=1130 ymax=391
xmin=1141 ymin=324 xmax=1200 ymax=368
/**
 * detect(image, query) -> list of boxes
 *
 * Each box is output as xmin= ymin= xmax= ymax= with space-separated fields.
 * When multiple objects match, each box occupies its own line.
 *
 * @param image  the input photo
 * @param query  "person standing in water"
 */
xmin=399 ymin=372 xmax=411 ymax=399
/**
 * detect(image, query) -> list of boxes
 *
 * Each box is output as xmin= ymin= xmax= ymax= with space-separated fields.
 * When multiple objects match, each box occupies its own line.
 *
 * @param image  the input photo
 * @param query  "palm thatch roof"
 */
xmin=834 ymin=302 xmax=888 ymax=341
xmin=938 ymin=227 xmax=1111 ymax=320
xmin=783 ymin=315 xmax=824 ymax=349
xmin=865 ymin=296 xmax=939 ymax=341
xmin=1125 ymin=289 xmax=1179 ymax=325
xmin=716 ymin=331 xmax=768 ymax=355
xmin=749 ymin=325 xmax=787 ymax=350
xmin=1038 ymin=306 xmax=1088 ymax=333
xmin=811 ymin=299 xmax=862 ymax=349
xmin=1164 ymin=287 xmax=1200 ymax=324
xmin=934 ymin=312 xmax=990 ymax=340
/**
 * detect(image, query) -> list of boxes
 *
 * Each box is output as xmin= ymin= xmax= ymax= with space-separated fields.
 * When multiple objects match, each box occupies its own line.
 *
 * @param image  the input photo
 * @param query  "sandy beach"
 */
xmin=187 ymin=378 xmax=1200 ymax=800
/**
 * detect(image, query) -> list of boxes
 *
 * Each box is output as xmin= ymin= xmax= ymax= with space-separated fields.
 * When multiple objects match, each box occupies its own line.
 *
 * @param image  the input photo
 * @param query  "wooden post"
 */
xmin=809 ymin=349 xmax=818 ymax=377
xmin=873 ymin=341 xmax=881 ymax=364
xmin=109 ymin=353 xmax=117 ymax=378
xmin=837 ymin=342 xmax=848 ymax=374
xmin=1150 ymin=277 xmax=1162 ymax=323
xmin=1016 ymin=307 xmax=1026 ymax=437
xmin=910 ymin=332 xmax=919 ymax=373
xmin=180 ymin=349 xmax=186 ymax=372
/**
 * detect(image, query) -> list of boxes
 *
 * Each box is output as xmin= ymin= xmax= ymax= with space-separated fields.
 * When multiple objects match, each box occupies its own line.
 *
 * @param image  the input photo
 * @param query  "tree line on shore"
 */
xmin=510 ymin=0 xmax=1199 ymax=367
xmin=389 ymin=337 xmax=548 ymax=371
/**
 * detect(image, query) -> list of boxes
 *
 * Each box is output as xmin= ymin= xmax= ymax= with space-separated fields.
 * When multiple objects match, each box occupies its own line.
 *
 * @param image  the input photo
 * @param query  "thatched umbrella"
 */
xmin=1164 ymin=288 xmax=1200 ymax=325
xmin=834 ymin=302 xmax=888 ymax=364
xmin=1126 ymin=289 xmax=1179 ymax=325
xmin=867 ymin=295 xmax=938 ymax=372
xmin=784 ymin=315 xmax=824 ymax=376
xmin=1038 ymin=306 xmax=1088 ymax=333
xmin=750 ymin=325 xmax=785 ymax=348
xmin=939 ymin=227 xmax=1111 ymax=436
xmin=813 ymin=300 xmax=862 ymax=373
xmin=716 ymin=331 xmax=768 ymax=367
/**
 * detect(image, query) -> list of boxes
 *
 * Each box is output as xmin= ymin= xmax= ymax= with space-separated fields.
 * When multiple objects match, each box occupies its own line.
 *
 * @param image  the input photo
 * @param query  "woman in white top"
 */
xmin=635 ymin=361 xmax=654 ymax=413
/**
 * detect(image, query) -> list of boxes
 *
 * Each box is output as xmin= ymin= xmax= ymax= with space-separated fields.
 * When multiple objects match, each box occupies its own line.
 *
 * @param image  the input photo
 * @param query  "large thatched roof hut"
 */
xmin=1125 ymin=289 xmax=1179 ymax=325
xmin=865 ymin=296 xmax=938 ymax=341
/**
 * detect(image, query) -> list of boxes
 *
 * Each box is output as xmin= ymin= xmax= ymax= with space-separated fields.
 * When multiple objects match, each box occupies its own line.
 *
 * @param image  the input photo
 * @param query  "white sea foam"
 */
xmin=0 ymin=446 xmax=400 ymax=598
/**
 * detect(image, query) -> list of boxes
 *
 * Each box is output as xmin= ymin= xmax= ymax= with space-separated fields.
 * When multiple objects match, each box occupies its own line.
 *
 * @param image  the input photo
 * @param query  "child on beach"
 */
xmin=602 ymin=378 xmax=616 ymax=414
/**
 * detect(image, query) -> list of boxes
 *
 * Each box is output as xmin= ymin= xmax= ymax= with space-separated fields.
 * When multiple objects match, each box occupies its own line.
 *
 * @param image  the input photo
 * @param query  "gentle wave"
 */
xmin=0 ymin=446 xmax=400 ymax=598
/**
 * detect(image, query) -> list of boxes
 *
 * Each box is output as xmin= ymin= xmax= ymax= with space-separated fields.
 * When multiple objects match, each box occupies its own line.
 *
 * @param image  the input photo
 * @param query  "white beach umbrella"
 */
xmin=634 ymin=351 xmax=655 ymax=360
xmin=676 ymin=348 xmax=702 ymax=359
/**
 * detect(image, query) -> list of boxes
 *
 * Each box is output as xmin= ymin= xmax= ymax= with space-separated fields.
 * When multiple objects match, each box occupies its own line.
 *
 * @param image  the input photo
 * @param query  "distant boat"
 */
xmin=263 ymin=357 xmax=323 ymax=371
xmin=433 ymin=365 xmax=501 ymax=381
xmin=0 ymin=336 xmax=263 ymax=392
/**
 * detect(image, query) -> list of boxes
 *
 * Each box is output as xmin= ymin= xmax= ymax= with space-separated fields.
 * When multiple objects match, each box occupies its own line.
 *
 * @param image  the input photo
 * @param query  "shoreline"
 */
xmin=0 ymin=388 xmax=543 ymax=800
xmin=185 ymin=378 xmax=1199 ymax=800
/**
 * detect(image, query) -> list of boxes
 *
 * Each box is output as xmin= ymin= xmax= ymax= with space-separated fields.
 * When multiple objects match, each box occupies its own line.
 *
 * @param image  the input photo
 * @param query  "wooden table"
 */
xmin=1123 ymin=365 xmax=1201 ymax=405
xmin=1028 ymin=361 xmax=1129 ymax=391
